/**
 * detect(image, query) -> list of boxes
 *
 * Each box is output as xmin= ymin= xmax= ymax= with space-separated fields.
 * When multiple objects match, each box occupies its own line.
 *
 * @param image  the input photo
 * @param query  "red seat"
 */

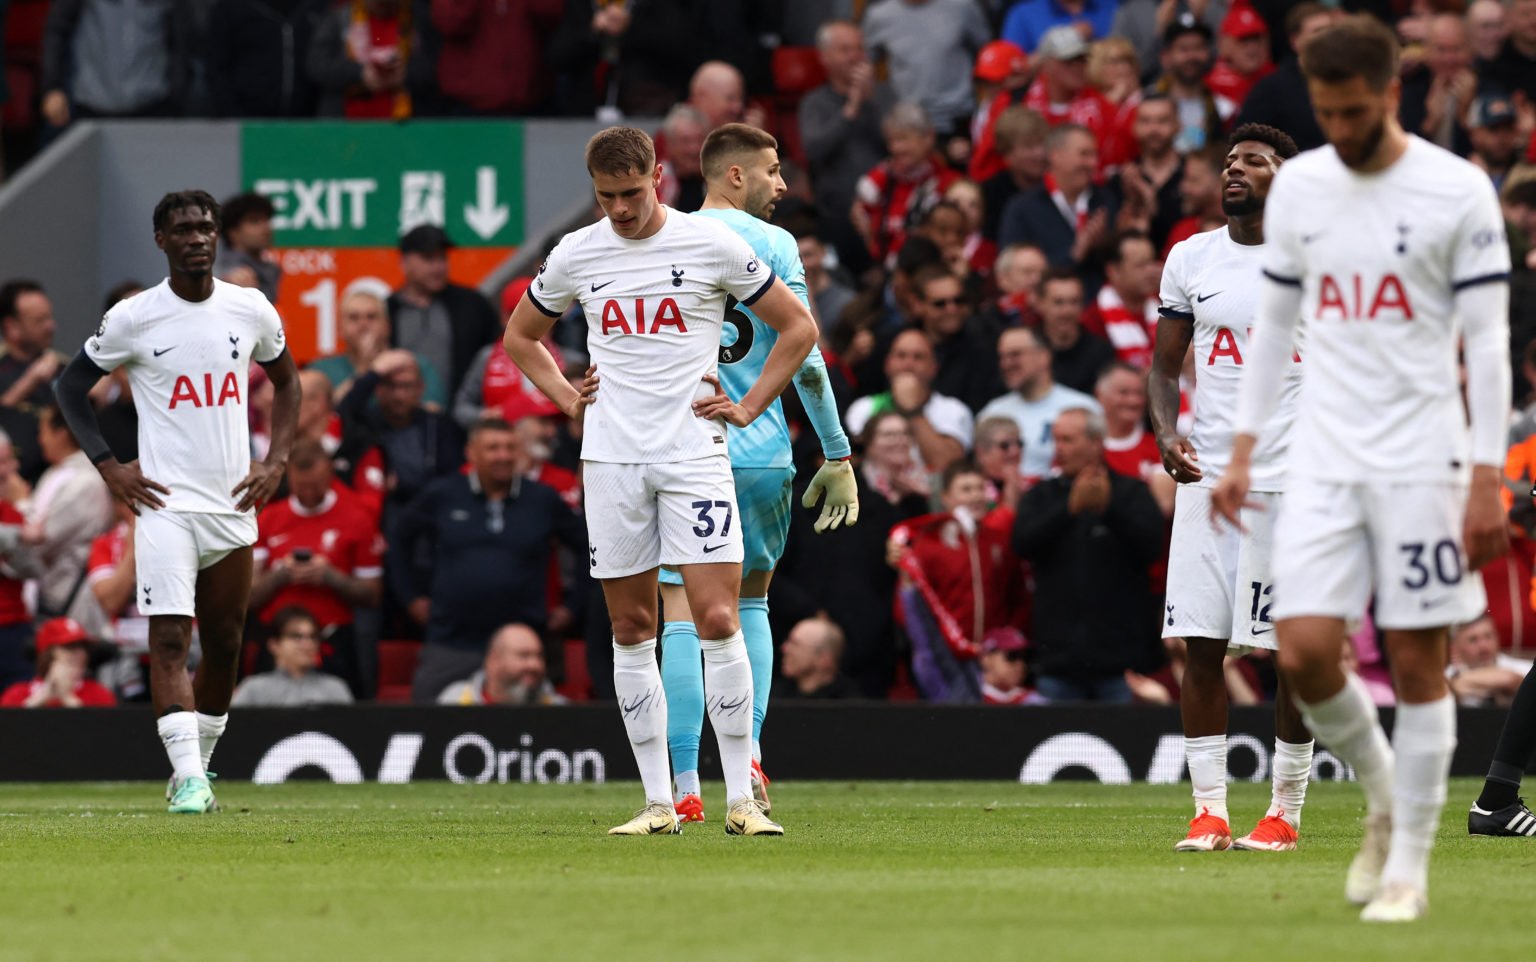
xmin=556 ymin=638 xmax=590 ymax=701
xmin=772 ymin=46 xmax=826 ymax=97
xmin=3 ymin=0 xmax=49 ymax=133
xmin=376 ymin=639 xmax=421 ymax=703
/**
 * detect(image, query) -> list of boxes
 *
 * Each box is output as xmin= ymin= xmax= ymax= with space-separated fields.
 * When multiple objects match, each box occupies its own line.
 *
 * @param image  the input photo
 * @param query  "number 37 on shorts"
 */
xmin=583 ymin=456 xmax=745 ymax=579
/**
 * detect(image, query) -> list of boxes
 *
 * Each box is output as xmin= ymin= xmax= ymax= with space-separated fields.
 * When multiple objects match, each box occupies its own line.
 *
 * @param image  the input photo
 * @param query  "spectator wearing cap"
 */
xmin=1482 ymin=0 xmax=1536 ymax=104
xmin=1109 ymin=0 xmax=1228 ymax=84
xmin=1106 ymin=94 xmax=1185 ymax=252
xmin=800 ymin=20 xmax=898 ymax=274
xmin=438 ymin=622 xmax=567 ymax=705
xmin=1467 ymin=0 xmax=1508 ymax=69
xmin=309 ymin=289 xmax=447 ymax=411
xmin=231 ymin=607 xmax=354 ymax=708
xmin=852 ymin=102 xmax=962 ymax=268
xmin=978 ymin=107 xmax=1051 ymax=241
xmin=996 ymin=125 xmax=1120 ymax=277
xmin=862 ymin=0 xmax=991 ymax=138
xmin=776 ymin=616 xmax=855 ymax=699
xmin=978 ymin=326 xmax=1100 ymax=481
xmin=1020 ymin=26 xmax=1133 ymax=168
xmin=1231 ymin=2 xmax=1341 ymax=151
xmin=1206 ymin=4 xmax=1275 ymax=106
xmin=1400 ymin=13 xmax=1478 ymax=156
xmin=1149 ymin=15 xmax=1235 ymax=156
xmin=0 ymin=617 xmax=116 ymax=708
xmin=1012 ymin=407 xmax=1164 ymax=703
xmin=308 ymin=0 xmax=438 ymax=119
xmin=431 ymin=0 xmax=563 ymax=115
xmin=1468 ymin=94 xmax=1523 ymax=191
xmin=1002 ymin=0 xmax=1118 ymax=56
xmin=979 ymin=627 xmax=1046 ymax=705
xmin=968 ymin=40 xmax=1033 ymax=183
xmin=387 ymin=225 xmax=500 ymax=399
xmin=214 ymin=192 xmax=282 ymax=304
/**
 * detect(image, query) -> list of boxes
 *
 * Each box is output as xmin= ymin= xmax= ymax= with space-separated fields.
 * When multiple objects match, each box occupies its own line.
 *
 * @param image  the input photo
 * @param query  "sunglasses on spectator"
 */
xmin=927 ymin=297 xmax=966 ymax=308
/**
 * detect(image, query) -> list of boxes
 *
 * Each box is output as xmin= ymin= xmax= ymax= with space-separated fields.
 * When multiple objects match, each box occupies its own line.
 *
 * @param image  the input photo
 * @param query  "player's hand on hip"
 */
xmin=99 ymin=460 xmax=170 ymax=515
xmin=802 ymin=458 xmax=861 ymax=532
xmin=565 ymin=365 xmax=599 ymax=423
xmin=232 ymin=461 xmax=284 ymax=513
xmin=1156 ymin=434 xmax=1202 ymax=484
xmin=1209 ymin=464 xmax=1253 ymax=532
xmin=692 ymin=374 xmax=754 ymax=427
xmin=1464 ymin=469 xmax=1511 ymax=570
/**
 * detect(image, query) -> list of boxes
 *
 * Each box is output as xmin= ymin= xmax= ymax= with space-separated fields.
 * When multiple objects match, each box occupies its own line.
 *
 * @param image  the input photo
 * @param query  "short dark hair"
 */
xmin=1227 ymin=123 xmax=1300 ymax=160
xmin=1504 ymin=179 xmax=1536 ymax=208
xmin=220 ymin=192 xmax=276 ymax=239
xmin=153 ymin=190 xmax=221 ymax=233
xmin=585 ymin=126 xmax=656 ymax=178
xmin=288 ymin=438 xmax=330 ymax=471
xmin=39 ymin=403 xmax=74 ymax=444
xmin=468 ymin=415 xmax=516 ymax=441
xmin=1285 ymin=2 xmax=1333 ymax=41
xmin=700 ymin=123 xmax=779 ymax=182
xmin=0 ymin=279 xmax=44 ymax=323
xmin=101 ymin=280 xmax=143 ymax=314
xmin=1104 ymin=228 xmax=1153 ymax=266
xmin=895 ymin=236 xmax=944 ymax=276
xmin=920 ymin=200 xmax=966 ymax=228
xmin=1300 ymin=15 xmax=1399 ymax=90
xmin=911 ymin=264 xmax=961 ymax=298
xmin=271 ymin=606 xmax=320 ymax=640
xmin=941 ymin=459 xmax=984 ymax=492
xmin=1037 ymin=265 xmax=1083 ymax=296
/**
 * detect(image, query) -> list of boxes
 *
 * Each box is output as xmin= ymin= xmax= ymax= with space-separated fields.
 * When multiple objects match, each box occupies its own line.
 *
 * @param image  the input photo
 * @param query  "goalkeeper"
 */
xmin=660 ymin=123 xmax=859 ymax=823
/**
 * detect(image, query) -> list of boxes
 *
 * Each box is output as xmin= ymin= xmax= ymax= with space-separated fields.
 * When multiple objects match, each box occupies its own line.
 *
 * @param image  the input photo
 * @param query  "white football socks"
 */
xmin=156 ymin=711 xmax=204 ymax=783
xmin=1297 ymin=673 xmax=1395 ymax=815
xmin=702 ymin=631 xmax=755 ymax=808
xmin=196 ymin=712 xmax=228 ymax=771
xmin=1269 ymin=739 xmax=1315 ymax=828
xmin=612 ymin=639 xmax=672 ymax=806
xmin=1184 ymin=734 xmax=1229 ymax=822
xmin=1381 ymin=695 xmax=1456 ymax=894
xmin=674 ymin=769 xmax=701 ymax=801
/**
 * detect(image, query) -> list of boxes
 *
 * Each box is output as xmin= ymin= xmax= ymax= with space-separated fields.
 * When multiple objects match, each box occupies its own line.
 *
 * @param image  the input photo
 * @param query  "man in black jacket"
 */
xmin=1231 ymin=3 xmax=1341 ymax=151
xmin=390 ymin=416 xmax=584 ymax=703
xmin=387 ymin=225 xmax=501 ymax=399
xmin=207 ymin=0 xmax=325 ymax=117
xmin=996 ymin=124 xmax=1118 ymax=291
xmin=1013 ymin=406 xmax=1164 ymax=702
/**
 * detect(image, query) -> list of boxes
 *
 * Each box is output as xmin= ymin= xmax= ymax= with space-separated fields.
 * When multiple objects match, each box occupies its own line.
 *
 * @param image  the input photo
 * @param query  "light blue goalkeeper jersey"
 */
xmin=692 ymin=207 xmax=851 ymax=468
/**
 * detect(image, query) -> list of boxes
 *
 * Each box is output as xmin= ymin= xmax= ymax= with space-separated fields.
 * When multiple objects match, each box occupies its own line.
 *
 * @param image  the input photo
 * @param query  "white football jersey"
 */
xmin=530 ymin=207 xmax=776 ymax=464
xmin=1261 ymin=136 xmax=1510 ymax=483
xmin=85 ymin=278 xmax=287 ymax=515
xmin=1160 ymin=226 xmax=1302 ymax=491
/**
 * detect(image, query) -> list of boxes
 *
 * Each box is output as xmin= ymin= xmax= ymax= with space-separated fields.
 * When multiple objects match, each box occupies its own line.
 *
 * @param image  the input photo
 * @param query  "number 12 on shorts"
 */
xmin=1250 ymin=581 xmax=1274 ymax=625
xmin=692 ymin=500 xmax=734 ymax=538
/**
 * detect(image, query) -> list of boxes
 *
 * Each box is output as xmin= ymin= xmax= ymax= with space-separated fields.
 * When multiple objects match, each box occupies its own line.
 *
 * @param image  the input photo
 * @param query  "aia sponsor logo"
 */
xmin=169 ymin=372 xmax=242 ymax=409
xmin=1316 ymin=273 xmax=1414 ymax=322
xmin=599 ymin=297 xmax=688 ymax=335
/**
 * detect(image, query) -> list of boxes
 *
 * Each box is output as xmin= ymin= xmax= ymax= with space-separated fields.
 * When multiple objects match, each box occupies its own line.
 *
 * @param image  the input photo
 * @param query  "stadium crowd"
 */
xmin=2 ymin=0 xmax=1536 ymax=708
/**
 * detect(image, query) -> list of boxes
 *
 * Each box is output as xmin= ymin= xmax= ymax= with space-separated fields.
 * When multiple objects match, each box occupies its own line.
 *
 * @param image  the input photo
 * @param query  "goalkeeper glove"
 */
xmin=801 ymin=458 xmax=860 ymax=533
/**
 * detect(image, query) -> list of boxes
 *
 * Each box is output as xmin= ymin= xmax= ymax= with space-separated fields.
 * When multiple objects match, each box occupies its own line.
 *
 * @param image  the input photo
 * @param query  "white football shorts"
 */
xmin=1164 ymin=484 xmax=1281 ymax=650
xmin=135 ymin=509 xmax=258 ymax=617
xmin=1271 ymin=478 xmax=1485 ymax=629
xmin=583 ymin=455 xmax=744 ymax=579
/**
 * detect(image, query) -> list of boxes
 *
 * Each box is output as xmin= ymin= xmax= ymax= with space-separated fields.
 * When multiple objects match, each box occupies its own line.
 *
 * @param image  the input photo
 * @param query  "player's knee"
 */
xmin=694 ymin=603 xmax=738 ymax=641
xmin=610 ymin=612 xmax=655 ymax=645
xmin=1274 ymin=641 xmax=1319 ymax=680
xmin=147 ymin=624 xmax=192 ymax=662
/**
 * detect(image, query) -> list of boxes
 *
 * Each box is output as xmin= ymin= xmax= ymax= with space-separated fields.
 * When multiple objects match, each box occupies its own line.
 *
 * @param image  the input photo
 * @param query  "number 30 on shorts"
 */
xmin=1399 ymin=539 xmax=1463 ymax=589
xmin=691 ymin=500 xmax=734 ymax=538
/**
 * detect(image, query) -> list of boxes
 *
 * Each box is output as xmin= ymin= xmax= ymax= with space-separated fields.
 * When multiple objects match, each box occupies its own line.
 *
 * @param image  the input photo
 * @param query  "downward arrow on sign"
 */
xmin=464 ymin=166 xmax=510 ymax=240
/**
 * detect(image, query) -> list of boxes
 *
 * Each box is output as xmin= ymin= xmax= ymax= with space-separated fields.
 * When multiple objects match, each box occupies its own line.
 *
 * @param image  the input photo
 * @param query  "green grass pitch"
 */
xmin=1 ymin=779 xmax=1529 ymax=961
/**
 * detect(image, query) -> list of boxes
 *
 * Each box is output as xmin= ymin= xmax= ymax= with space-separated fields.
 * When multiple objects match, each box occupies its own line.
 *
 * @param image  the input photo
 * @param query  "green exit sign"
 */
xmin=242 ymin=121 xmax=525 ymax=248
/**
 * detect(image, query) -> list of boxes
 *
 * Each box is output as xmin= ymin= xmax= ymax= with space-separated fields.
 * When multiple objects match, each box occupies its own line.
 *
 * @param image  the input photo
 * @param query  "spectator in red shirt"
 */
xmin=1019 ymin=27 xmax=1133 ymax=168
xmin=309 ymin=0 xmax=437 ymax=119
xmin=453 ymin=277 xmax=567 ymax=434
xmin=431 ymin=0 xmax=563 ymax=115
xmin=0 ymin=617 xmax=115 ymax=708
xmin=852 ymin=102 xmax=961 ymax=268
xmin=1083 ymin=229 xmax=1161 ymax=368
xmin=1096 ymin=362 xmax=1175 ymax=517
xmin=1207 ymin=5 xmax=1275 ymax=107
xmin=251 ymin=439 xmax=384 ymax=697
xmin=0 ymin=430 xmax=39 ymax=688
xmin=969 ymin=40 xmax=1034 ymax=183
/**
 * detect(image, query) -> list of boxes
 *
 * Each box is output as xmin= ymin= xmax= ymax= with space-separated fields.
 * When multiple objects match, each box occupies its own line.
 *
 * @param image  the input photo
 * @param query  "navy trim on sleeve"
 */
xmin=75 ymin=347 xmax=109 ymax=379
xmin=526 ymin=289 xmax=562 ymax=318
xmin=1451 ymin=271 xmax=1511 ymax=292
xmin=255 ymin=346 xmax=291 ymax=368
xmin=1158 ymin=307 xmax=1195 ymax=321
xmin=739 ymin=269 xmax=778 ymax=307
xmin=1262 ymin=269 xmax=1302 ymax=287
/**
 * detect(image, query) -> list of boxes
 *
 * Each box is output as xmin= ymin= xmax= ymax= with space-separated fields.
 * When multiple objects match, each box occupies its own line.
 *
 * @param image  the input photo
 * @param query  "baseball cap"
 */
xmin=975 ymin=40 xmax=1028 ymax=83
xmin=1469 ymin=94 xmax=1516 ymax=129
xmin=981 ymin=627 xmax=1029 ymax=655
xmin=1221 ymin=6 xmax=1268 ymax=39
xmin=35 ymin=617 xmax=93 ymax=654
xmin=1036 ymin=26 xmax=1089 ymax=62
xmin=398 ymin=224 xmax=455 ymax=255
xmin=1163 ymin=12 xmax=1214 ymax=48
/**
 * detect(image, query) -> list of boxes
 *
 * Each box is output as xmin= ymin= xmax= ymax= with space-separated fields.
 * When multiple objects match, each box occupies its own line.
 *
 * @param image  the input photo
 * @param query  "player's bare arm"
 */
xmin=54 ymin=351 xmax=170 ymax=515
xmin=1148 ymin=312 xmax=1200 ymax=483
xmin=234 ymin=348 xmax=300 ymax=513
xmin=691 ymin=277 xmax=816 ymax=427
xmin=1210 ymin=433 xmax=1256 ymax=530
xmin=503 ymin=296 xmax=594 ymax=422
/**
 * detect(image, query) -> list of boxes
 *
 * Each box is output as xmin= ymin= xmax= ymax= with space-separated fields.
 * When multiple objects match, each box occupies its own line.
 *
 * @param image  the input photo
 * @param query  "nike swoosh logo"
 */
xmin=1420 ymin=597 xmax=1451 ymax=610
xmin=702 ymin=543 xmax=728 ymax=554
xmin=1196 ymin=292 xmax=1222 ymax=303
xmin=1301 ymin=232 xmax=1325 ymax=245
xmin=1249 ymin=624 xmax=1275 ymax=637
xmin=590 ymin=280 xmax=616 ymax=292
xmin=153 ymin=347 xmax=176 ymax=357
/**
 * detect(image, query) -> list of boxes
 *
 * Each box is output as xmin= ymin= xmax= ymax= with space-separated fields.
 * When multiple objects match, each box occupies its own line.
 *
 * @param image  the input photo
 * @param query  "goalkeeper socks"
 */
xmin=1382 ymin=695 xmax=1456 ymax=893
xmin=196 ymin=712 xmax=228 ymax=772
xmin=1184 ymin=734 xmax=1229 ymax=822
xmin=1297 ymin=673 xmax=1395 ymax=816
xmin=701 ymin=630 xmax=754 ymax=807
xmin=612 ymin=639 xmax=672 ymax=806
xmin=659 ymin=620 xmax=704 ymax=783
xmin=738 ymin=596 xmax=773 ymax=747
xmin=156 ymin=710 xmax=204 ymax=783
xmin=1268 ymin=739 xmax=1315 ymax=829
xmin=1477 ymin=667 xmax=1536 ymax=812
